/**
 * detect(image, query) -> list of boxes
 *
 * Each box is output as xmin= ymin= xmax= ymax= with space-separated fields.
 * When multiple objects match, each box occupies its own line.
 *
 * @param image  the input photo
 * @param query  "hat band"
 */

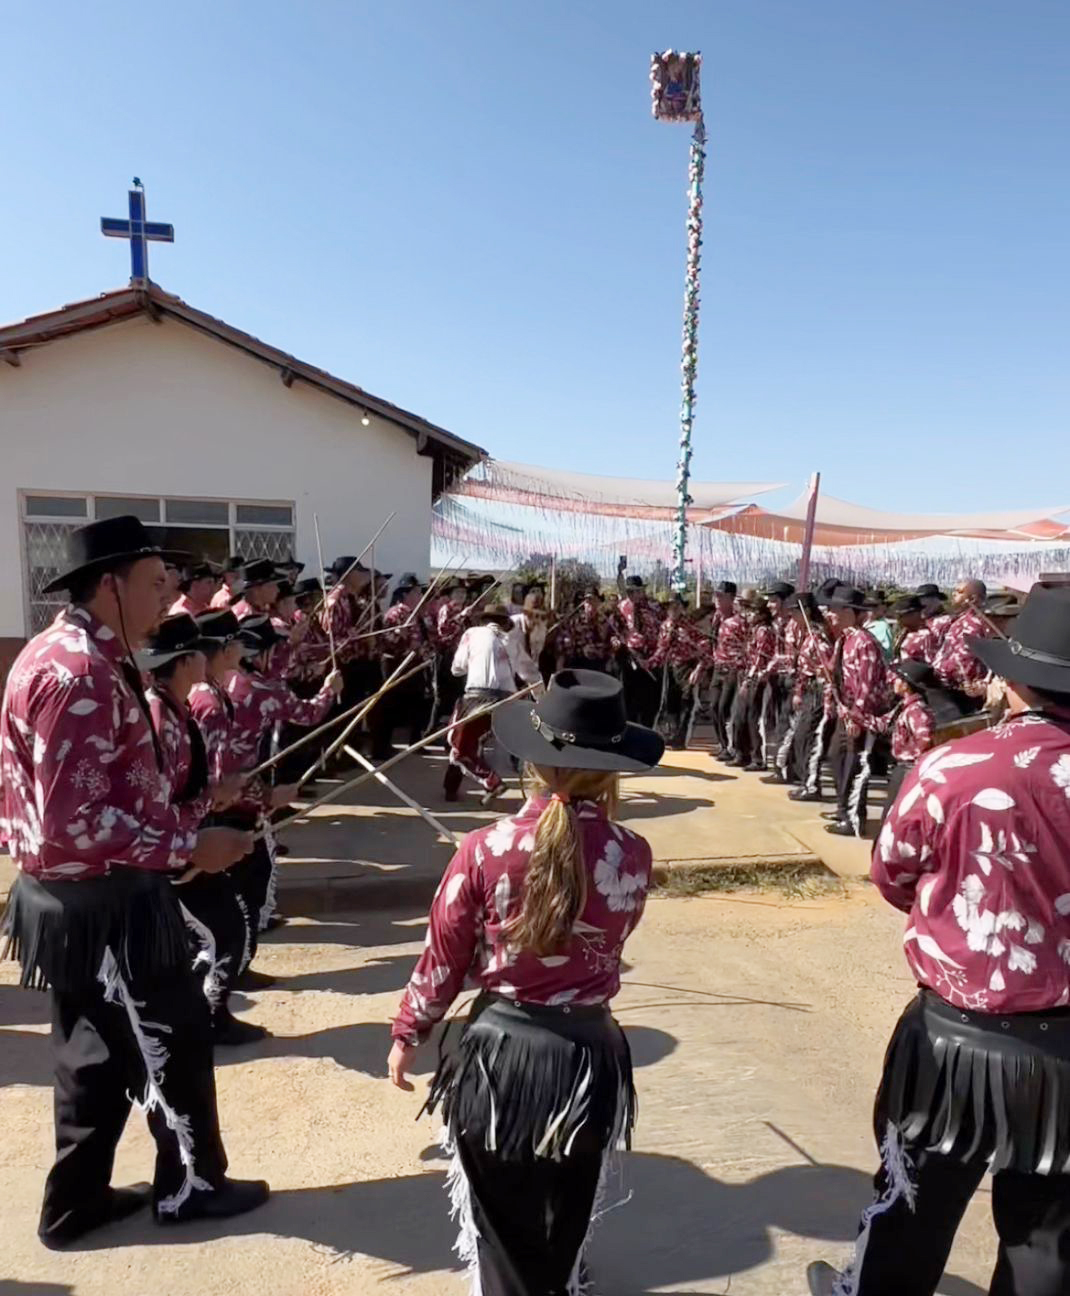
xmin=531 ymin=712 xmax=625 ymax=747
xmin=1009 ymin=640 xmax=1070 ymax=669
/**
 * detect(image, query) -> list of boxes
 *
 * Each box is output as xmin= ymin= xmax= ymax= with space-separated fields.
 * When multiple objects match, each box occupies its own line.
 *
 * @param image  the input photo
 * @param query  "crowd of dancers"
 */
xmin=4 ymin=513 xmax=1070 ymax=1296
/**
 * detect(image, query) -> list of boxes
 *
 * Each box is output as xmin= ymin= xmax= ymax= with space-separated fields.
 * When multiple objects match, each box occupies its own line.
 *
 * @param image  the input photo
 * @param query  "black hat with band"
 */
xmin=969 ymin=585 xmax=1070 ymax=694
xmin=43 ymin=515 xmax=191 ymax=594
xmin=136 ymin=614 xmax=216 ymax=671
xmin=493 ymin=669 xmax=665 ymax=773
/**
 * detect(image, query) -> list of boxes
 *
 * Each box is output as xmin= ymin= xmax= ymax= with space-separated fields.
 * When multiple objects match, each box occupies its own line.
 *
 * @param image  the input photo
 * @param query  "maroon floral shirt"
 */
xmin=168 ymin=592 xmax=209 ymax=617
xmin=933 ymin=607 xmax=993 ymax=694
xmin=770 ymin=616 xmax=801 ymax=676
xmin=320 ymin=586 xmax=373 ymax=662
xmin=874 ymin=693 xmax=935 ymax=763
xmin=436 ymin=602 xmax=470 ymax=652
xmin=896 ymin=625 xmax=936 ymax=664
xmin=830 ymin=626 xmax=888 ymax=723
xmin=392 ymin=796 xmax=653 ymax=1046
xmin=146 ymin=687 xmax=212 ymax=818
xmin=189 ymin=678 xmax=269 ymax=812
xmin=649 ymin=616 xmax=713 ymax=669
xmin=383 ymin=602 xmax=433 ymax=660
xmin=556 ymin=609 xmax=615 ymax=663
xmin=618 ymin=597 xmax=663 ymax=659
xmin=226 ymin=668 xmax=335 ymax=767
xmin=874 ymin=709 xmax=1070 ymax=1013
xmin=209 ymin=585 xmax=238 ymax=610
xmin=713 ymin=613 xmax=748 ymax=670
xmin=745 ymin=623 xmax=777 ymax=681
xmin=0 ymin=607 xmax=201 ymax=880
xmin=793 ymin=628 xmax=833 ymax=704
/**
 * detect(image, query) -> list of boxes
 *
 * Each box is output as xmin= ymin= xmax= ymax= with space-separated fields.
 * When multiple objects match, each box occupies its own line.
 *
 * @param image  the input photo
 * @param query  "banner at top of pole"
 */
xmin=650 ymin=50 xmax=702 ymax=123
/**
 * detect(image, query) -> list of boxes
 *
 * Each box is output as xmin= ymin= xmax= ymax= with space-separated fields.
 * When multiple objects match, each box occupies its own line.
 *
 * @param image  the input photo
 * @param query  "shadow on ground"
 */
xmin=0 ymin=1029 xmax=50 ymax=1088
xmin=0 ymin=985 xmax=49 ymax=1029
xmin=60 ymin=1149 xmax=981 ymax=1294
xmin=0 ymin=1283 xmax=76 ymax=1296
xmin=214 ymin=1022 xmax=677 ymax=1078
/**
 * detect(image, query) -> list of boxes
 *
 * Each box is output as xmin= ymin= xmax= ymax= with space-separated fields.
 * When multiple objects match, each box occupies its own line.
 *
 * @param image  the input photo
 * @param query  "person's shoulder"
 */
xmin=17 ymin=617 xmax=101 ymax=688
xmin=917 ymin=716 xmax=1064 ymax=796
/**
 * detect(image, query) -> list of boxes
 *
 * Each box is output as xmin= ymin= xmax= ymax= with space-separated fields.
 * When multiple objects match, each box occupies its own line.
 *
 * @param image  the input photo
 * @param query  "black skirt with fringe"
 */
xmin=877 ymin=989 xmax=1070 ymax=1175
xmin=424 ymin=992 xmax=636 ymax=1162
xmin=1 ymin=869 xmax=191 ymax=992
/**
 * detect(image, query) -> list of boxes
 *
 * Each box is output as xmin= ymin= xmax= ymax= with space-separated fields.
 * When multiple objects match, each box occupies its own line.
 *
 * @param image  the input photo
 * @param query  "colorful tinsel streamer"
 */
xmin=651 ymin=50 xmax=705 ymax=592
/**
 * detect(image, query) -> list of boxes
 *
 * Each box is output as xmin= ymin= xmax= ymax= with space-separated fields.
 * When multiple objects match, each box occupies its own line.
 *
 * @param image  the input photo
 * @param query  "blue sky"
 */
xmin=2 ymin=1 xmax=1068 ymax=513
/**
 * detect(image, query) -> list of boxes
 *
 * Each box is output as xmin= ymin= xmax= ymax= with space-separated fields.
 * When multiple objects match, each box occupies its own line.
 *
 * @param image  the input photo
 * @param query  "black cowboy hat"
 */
xmin=891 ymin=659 xmax=974 ymax=730
xmin=915 ymin=583 xmax=945 ymax=601
xmin=625 ymin=575 xmax=646 ymax=589
xmin=969 ymin=585 xmax=1070 ymax=693
xmin=785 ymin=591 xmax=820 ymax=616
xmin=42 ymin=515 xmax=191 ymax=595
xmin=136 ymin=613 xmax=216 ymax=671
xmin=238 ymin=615 xmax=287 ymax=653
xmin=493 ymin=669 xmax=665 ymax=773
xmin=761 ymin=581 xmax=795 ymax=600
xmin=478 ymin=603 xmax=514 ymax=629
xmin=280 ymin=553 xmax=305 ymax=574
xmin=892 ymin=595 xmax=925 ymax=618
xmin=237 ymin=559 xmax=284 ymax=593
xmin=328 ymin=555 xmax=368 ymax=579
xmin=713 ymin=580 xmax=737 ymax=596
xmin=275 ymin=581 xmax=295 ymax=602
xmin=224 ymin=553 xmax=246 ymax=571
xmin=195 ymin=609 xmax=242 ymax=643
xmin=819 ymin=584 xmax=868 ymax=611
xmin=816 ymin=577 xmax=841 ymax=598
xmin=293 ymin=577 xmax=323 ymax=600
xmin=446 ymin=579 xmax=469 ymax=596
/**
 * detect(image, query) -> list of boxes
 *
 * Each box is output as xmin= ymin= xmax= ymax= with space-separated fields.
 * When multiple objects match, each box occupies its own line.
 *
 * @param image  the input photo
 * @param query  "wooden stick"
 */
xmin=313 ymin=513 xmax=337 ymax=673
xmin=276 ymin=682 xmax=539 ymax=835
xmin=299 ymin=651 xmax=418 ymax=784
xmin=311 ymin=511 xmax=396 ymax=616
xmin=341 ymin=744 xmax=458 ymax=844
xmin=402 ymin=555 xmax=462 ymax=631
xmin=247 ymin=657 xmax=429 ymax=779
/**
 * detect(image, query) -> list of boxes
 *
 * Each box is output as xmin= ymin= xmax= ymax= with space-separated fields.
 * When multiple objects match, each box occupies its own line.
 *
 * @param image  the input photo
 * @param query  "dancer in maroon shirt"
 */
xmin=809 ymin=584 xmax=1070 ymax=1296
xmin=0 ymin=517 xmax=267 ymax=1246
xmin=390 ymin=670 xmax=664 ymax=1294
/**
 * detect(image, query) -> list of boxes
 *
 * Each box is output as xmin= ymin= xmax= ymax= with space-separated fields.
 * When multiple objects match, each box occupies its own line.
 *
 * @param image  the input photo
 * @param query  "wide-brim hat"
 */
xmin=493 ymin=669 xmax=665 ymax=773
xmin=819 ymin=584 xmax=868 ymax=611
xmin=713 ymin=580 xmax=737 ymax=596
xmin=625 ymin=575 xmax=646 ymax=589
xmin=280 ymin=554 xmax=305 ymax=574
xmin=237 ymin=559 xmax=285 ymax=593
xmin=968 ymin=585 xmax=1070 ymax=692
xmin=761 ymin=581 xmax=795 ymax=600
xmin=892 ymin=595 xmax=924 ymax=617
xmin=136 ymin=613 xmax=217 ymax=670
xmin=785 ymin=591 xmax=820 ymax=616
xmin=293 ymin=577 xmax=323 ymax=600
xmin=891 ymin=659 xmax=974 ymax=730
xmin=239 ymin=614 xmax=287 ymax=653
xmin=43 ymin=515 xmax=191 ymax=594
xmin=195 ymin=609 xmax=242 ymax=644
xmin=915 ymin=583 xmax=945 ymax=600
xmin=479 ymin=603 xmax=514 ymax=629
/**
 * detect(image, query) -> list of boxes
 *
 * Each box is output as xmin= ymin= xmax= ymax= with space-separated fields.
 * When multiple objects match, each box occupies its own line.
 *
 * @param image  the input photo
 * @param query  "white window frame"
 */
xmin=19 ymin=489 xmax=297 ymax=635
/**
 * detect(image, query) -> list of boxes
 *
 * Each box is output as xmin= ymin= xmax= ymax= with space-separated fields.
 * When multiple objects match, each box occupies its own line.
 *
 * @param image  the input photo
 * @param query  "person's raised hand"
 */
xmin=325 ymin=668 xmax=344 ymax=696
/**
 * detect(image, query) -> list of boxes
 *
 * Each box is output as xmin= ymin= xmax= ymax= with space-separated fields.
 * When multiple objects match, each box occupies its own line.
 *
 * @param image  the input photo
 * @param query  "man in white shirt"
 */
xmin=444 ymin=606 xmax=542 ymax=804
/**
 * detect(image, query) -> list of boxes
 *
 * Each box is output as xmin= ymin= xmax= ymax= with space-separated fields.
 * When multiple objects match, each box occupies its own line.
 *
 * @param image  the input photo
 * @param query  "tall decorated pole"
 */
xmin=651 ymin=50 xmax=705 ymax=593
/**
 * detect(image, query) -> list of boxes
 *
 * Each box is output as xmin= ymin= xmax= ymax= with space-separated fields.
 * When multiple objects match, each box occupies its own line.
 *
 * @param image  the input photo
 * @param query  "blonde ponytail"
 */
xmin=503 ymin=764 xmax=619 ymax=955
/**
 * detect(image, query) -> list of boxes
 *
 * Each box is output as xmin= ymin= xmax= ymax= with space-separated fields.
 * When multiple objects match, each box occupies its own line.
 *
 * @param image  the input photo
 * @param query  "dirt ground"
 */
xmin=0 ymin=877 xmax=996 ymax=1296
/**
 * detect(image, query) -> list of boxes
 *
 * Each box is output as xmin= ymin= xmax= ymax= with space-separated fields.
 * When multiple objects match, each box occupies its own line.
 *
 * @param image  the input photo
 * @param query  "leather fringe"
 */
xmin=424 ymin=994 xmax=636 ymax=1163
xmin=878 ymin=991 xmax=1070 ymax=1175
xmin=1 ymin=870 xmax=191 ymax=993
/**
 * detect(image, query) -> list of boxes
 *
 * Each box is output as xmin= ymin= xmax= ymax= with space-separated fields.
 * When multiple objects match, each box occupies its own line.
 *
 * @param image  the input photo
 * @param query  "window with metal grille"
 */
xmin=21 ymin=493 xmax=295 ymax=636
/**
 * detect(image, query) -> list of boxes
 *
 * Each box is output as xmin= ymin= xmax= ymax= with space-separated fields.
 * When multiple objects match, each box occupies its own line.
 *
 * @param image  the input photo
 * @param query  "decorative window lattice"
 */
xmin=24 ymin=521 xmax=81 ymax=634
xmin=234 ymin=529 xmax=295 ymax=564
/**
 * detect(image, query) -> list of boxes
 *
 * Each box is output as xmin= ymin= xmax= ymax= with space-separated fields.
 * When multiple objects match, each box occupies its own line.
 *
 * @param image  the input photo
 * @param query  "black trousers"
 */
xmin=622 ymin=660 xmax=660 ymax=728
xmin=846 ymin=1138 xmax=1070 ymax=1296
xmin=829 ymin=721 xmax=877 ymax=833
xmin=228 ymin=836 xmax=274 ymax=957
xmin=880 ymin=760 xmax=914 ymax=826
xmin=42 ymin=961 xmax=227 ymax=1237
xmin=369 ymin=667 xmax=427 ymax=760
xmin=657 ymin=664 xmax=699 ymax=749
xmin=796 ymin=694 xmax=832 ymax=794
xmin=729 ymin=679 xmax=759 ymax=765
xmin=709 ymin=668 xmax=740 ymax=753
xmin=455 ymin=1127 xmax=603 ymax=1296
xmin=174 ymin=873 xmax=249 ymax=1021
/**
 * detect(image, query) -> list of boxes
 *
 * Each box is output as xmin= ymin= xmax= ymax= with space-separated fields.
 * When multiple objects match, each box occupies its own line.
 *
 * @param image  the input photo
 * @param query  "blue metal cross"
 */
xmin=100 ymin=179 xmax=174 ymax=282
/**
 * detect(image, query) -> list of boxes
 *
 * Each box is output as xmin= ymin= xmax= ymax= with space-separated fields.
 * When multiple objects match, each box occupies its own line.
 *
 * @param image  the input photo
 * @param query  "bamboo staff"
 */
xmin=299 ymin=651 xmax=418 ymax=784
xmin=274 ymin=682 xmax=539 ymax=836
xmin=341 ymin=744 xmax=458 ymax=844
xmin=245 ymin=655 xmax=428 ymax=781
xmin=313 ymin=512 xmax=337 ymax=673
xmin=310 ymin=511 xmax=396 ymax=617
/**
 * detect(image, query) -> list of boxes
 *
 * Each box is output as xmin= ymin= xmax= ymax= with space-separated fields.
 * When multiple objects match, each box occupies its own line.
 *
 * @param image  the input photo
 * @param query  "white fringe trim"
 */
xmin=834 ymin=1121 xmax=917 ymax=1296
xmin=179 ymin=901 xmax=229 ymax=1013
xmin=234 ymin=891 xmax=253 ymax=975
xmin=846 ymin=731 xmax=876 ymax=837
xmin=97 ymin=946 xmax=214 ymax=1216
xmin=441 ymin=1129 xmax=482 ymax=1296
xmin=259 ymin=821 xmax=278 ymax=931
xmin=776 ymin=709 xmax=800 ymax=774
xmin=805 ymin=711 xmax=830 ymax=794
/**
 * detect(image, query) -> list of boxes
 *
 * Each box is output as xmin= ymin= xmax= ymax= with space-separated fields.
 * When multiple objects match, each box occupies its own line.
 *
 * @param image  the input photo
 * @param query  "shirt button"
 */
xmin=1001 ymin=1021 xmax=1011 ymax=1030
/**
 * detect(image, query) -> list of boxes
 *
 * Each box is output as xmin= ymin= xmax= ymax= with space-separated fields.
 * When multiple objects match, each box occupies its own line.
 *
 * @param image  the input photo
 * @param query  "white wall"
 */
xmin=0 ymin=316 xmax=434 ymax=637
